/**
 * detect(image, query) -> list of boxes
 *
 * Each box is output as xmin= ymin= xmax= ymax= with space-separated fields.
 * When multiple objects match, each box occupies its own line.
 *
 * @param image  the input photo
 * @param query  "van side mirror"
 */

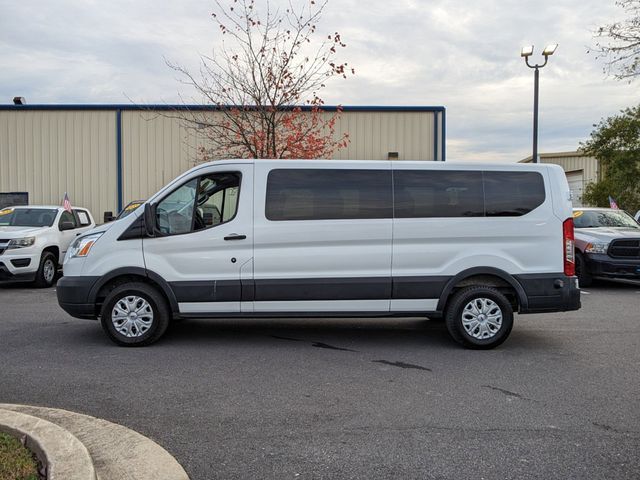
xmin=144 ymin=203 xmax=157 ymax=237
xmin=103 ymin=211 xmax=115 ymax=223
xmin=59 ymin=220 xmax=75 ymax=231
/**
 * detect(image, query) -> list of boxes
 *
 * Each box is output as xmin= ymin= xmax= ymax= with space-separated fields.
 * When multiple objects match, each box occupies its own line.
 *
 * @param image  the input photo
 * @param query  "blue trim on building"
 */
xmin=116 ymin=109 xmax=123 ymax=212
xmin=442 ymin=109 xmax=446 ymax=162
xmin=0 ymin=104 xmax=445 ymax=113
xmin=433 ymin=113 xmax=439 ymax=161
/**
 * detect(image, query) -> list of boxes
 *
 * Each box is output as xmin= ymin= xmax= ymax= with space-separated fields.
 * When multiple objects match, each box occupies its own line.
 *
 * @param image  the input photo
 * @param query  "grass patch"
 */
xmin=0 ymin=432 xmax=40 ymax=480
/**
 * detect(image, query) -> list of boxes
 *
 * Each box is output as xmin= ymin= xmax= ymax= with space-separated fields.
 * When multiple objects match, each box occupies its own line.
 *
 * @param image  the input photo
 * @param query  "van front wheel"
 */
xmin=445 ymin=286 xmax=513 ymax=349
xmin=100 ymin=282 xmax=170 ymax=347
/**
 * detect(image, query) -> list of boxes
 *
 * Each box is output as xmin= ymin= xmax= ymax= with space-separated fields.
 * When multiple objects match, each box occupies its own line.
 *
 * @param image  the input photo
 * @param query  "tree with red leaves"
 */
xmin=168 ymin=0 xmax=353 ymax=160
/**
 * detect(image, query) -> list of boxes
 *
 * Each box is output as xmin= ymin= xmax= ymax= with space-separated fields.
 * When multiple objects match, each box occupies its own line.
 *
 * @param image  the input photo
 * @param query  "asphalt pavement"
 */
xmin=0 ymin=281 xmax=639 ymax=479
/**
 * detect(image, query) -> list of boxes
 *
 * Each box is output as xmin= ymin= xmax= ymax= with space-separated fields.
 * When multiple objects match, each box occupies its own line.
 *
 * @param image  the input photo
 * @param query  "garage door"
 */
xmin=566 ymin=170 xmax=584 ymax=207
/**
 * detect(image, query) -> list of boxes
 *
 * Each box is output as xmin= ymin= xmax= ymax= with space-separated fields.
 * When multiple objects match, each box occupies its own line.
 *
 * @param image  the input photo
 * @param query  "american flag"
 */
xmin=62 ymin=192 xmax=72 ymax=212
xmin=609 ymin=196 xmax=619 ymax=209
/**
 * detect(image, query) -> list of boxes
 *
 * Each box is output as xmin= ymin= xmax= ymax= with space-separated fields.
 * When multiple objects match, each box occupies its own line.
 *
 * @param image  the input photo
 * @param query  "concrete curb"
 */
xmin=0 ymin=404 xmax=189 ymax=480
xmin=0 ymin=407 xmax=96 ymax=480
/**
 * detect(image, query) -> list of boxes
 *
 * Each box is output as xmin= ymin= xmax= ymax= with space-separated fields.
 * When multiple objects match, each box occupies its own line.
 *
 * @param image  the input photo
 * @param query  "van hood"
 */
xmin=0 ymin=226 xmax=50 ymax=238
xmin=575 ymin=227 xmax=640 ymax=243
xmin=82 ymin=222 xmax=115 ymax=236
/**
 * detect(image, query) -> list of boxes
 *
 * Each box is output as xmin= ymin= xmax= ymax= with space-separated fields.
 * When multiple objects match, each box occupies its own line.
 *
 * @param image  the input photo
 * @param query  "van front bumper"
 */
xmin=57 ymin=275 xmax=100 ymax=319
xmin=516 ymin=273 xmax=581 ymax=314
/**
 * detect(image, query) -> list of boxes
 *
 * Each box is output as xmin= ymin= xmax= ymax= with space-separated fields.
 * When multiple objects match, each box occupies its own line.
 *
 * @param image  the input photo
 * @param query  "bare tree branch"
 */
xmin=163 ymin=0 xmax=352 ymax=161
xmin=592 ymin=0 xmax=640 ymax=81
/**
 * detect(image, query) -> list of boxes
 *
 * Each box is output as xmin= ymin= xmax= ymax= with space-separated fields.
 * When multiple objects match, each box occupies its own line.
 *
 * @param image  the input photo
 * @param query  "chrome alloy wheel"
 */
xmin=43 ymin=259 xmax=56 ymax=284
xmin=461 ymin=297 xmax=503 ymax=340
xmin=111 ymin=296 xmax=154 ymax=338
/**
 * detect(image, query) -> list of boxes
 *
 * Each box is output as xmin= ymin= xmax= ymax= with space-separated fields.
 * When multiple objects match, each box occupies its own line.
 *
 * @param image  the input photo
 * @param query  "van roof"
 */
xmin=194 ymin=158 xmax=556 ymax=169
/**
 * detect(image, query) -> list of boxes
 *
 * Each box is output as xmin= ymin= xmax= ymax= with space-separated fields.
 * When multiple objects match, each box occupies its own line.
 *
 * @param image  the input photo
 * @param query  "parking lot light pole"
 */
xmin=521 ymin=44 xmax=557 ymax=163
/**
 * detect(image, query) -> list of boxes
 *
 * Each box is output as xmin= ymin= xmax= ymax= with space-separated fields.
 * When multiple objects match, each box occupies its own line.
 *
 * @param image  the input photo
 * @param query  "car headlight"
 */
xmin=68 ymin=232 xmax=104 ymax=258
xmin=585 ymin=242 xmax=609 ymax=254
xmin=7 ymin=237 xmax=36 ymax=249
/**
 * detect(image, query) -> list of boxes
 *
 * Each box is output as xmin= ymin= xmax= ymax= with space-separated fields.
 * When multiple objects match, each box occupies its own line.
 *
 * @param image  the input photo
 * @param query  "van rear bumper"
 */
xmin=57 ymin=275 xmax=100 ymax=319
xmin=515 ymin=273 xmax=581 ymax=314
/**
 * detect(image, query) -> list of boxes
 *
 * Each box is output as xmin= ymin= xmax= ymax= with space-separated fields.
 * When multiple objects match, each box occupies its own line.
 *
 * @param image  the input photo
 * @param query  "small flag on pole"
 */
xmin=62 ymin=192 xmax=72 ymax=212
xmin=608 ymin=196 xmax=619 ymax=209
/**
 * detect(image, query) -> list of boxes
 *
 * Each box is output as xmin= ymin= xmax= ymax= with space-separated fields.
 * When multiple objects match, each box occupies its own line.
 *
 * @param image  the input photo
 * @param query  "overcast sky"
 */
xmin=0 ymin=0 xmax=637 ymax=162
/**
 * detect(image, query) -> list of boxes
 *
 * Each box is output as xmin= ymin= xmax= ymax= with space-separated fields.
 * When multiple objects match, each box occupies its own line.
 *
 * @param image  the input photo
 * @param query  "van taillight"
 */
xmin=563 ymin=218 xmax=575 ymax=276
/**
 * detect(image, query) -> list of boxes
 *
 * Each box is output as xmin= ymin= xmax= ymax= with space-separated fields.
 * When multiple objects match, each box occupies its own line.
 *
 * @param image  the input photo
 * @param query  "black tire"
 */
xmin=575 ymin=252 xmax=593 ymax=288
xmin=100 ymin=282 xmax=170 ymax=347
xmin=33 ymin=252 xmax=57 ymax=288
xmin=445 ymin=286 xmax=514 ymax=349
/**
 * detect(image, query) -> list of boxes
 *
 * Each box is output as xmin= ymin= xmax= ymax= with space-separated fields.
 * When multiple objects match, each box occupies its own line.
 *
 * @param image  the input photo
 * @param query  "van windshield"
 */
xmin=0 ymin=208 xmax=58 ymax=227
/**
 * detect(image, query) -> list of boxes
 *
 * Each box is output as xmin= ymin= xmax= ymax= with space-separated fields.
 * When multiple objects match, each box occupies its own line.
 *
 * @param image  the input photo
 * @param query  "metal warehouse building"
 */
xmin=0 ymin=105 xmax=446 ymax=219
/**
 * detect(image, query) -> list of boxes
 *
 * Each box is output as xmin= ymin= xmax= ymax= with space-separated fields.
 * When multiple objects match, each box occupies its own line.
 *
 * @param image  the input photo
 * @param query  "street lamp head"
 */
xmin=521 ymin=45 xmax=534 ymax=58
xmin=542 ymin=44 xmax=558 ymax=56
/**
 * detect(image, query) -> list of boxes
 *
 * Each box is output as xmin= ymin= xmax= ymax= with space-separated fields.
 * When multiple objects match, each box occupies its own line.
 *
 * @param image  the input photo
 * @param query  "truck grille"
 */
xmin=0 ymin=239 xmax=9 ymax=255
xmin=608 ymin=239 xmax=640 ymax=258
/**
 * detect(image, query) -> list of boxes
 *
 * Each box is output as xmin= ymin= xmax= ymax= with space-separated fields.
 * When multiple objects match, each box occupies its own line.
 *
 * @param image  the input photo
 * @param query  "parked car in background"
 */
xmin=115 ymin=200 xmax=145 ymax=221
xmin=0 ymin=206 xmax=95 ymax=287
xmin=573 ymin=207 xmax=640 ymax=286
xmin=102 ymin=200 xmax=145 ymax=223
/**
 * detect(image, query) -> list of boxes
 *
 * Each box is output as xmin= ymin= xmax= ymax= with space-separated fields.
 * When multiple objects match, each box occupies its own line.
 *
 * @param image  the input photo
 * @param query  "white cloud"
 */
xmin=0 ymin=0 xmax=638 ymax=161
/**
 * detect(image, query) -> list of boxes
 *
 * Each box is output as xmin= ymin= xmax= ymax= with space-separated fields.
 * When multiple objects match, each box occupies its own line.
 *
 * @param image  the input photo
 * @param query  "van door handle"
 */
xmin=224 ymin=234 xmax=246 ymax=241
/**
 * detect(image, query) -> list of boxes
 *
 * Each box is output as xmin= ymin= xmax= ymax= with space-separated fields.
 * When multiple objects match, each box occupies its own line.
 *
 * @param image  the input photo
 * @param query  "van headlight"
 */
xmin=7 ymin=237 xmax=36 ymax=249
xmin=585 ymin=242 xmax=609 ymax=254
xmin=69 ymin=233 xmax=104 ymax=258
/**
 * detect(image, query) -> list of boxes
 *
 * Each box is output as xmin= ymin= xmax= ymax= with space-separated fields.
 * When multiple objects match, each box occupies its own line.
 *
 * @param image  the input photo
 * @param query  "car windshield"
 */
xmin=116 ymin=201 xmax=145 ymax=220
xmin=573 ymin=209 xmax=640 ymax=229
xmin=0 ymin=208 xmax=57 ymax=227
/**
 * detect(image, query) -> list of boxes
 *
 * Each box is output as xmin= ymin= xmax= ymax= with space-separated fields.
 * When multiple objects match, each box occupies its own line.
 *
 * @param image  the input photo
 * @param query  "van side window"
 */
xmin=266 ymin=169 xmax=392 ymax=221
xmin=393 ymin=170 xmax=545 ymax=218
xmin=394 ymin=171 xmax=484 ymax=218
xmin=483 ymin=172 xmax=545 ymax=216
xmin=156 ymin=173 xmax=241 ymax=235
xmin=194 ymin=173 xmax=241 ymax=230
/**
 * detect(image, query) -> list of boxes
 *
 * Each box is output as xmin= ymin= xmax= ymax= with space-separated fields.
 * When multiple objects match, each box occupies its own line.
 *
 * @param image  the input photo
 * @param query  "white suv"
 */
xmin=0 ymin=206 xmax=95 ymax=287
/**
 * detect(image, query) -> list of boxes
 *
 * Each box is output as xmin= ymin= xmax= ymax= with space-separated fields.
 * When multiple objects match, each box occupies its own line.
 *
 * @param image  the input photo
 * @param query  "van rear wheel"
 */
xmin=100 ymin=282 xmax=170 ymax=347
xmin=445 ymin=286 xmax=513 ymax=349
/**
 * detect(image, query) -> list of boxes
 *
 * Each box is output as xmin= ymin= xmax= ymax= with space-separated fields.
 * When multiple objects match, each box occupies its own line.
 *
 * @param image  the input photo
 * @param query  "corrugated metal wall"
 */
xmin=520 ymin=152 xmax=599 ymax=184
xmin=121 ymin=109 xmax=441 ymax=207
xmin=1 ymin=106 xmax=443 ymax=218
xmin=0 ymin=110 xmax=117 ymax=217
xmin=121 ymin=111 xmax=198 ymax=206
xmin=330 ymin=111 xmax=437 ymax=161
xmin=542 ymin=154 xmax=599 ymax=207
xmin=541 ymin=154 xmax=599 ymax=185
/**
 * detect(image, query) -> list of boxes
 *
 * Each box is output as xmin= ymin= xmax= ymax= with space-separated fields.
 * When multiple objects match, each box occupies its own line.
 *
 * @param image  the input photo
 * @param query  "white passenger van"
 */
xmin=57 ymin=159 xmax=580 ymax=349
